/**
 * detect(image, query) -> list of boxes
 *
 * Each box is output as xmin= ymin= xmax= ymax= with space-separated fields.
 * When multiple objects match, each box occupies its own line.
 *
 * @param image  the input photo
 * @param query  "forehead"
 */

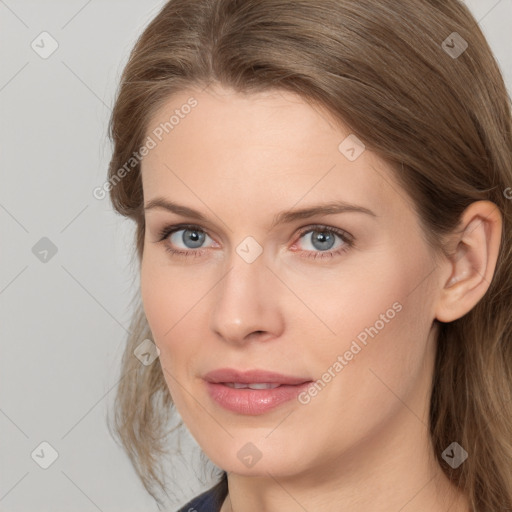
xmin=140 ymin=85 xmax=409 ymax=220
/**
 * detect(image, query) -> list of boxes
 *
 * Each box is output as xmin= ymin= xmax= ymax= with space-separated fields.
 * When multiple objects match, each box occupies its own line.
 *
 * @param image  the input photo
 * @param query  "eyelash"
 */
xmin=155 ymin=223 xmax=355 ymax=260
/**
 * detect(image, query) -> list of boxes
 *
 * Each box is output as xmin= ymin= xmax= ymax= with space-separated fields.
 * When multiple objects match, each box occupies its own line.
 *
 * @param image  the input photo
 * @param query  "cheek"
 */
xmin=140 ymin=259 xmax=202 ymax=410
xmin=139 ymin=256 xmax=202 ymax=372
xmin=140 ymin=253 xmax=201 ymax=338
xmin=140 ymin=261 xmax=170 ymax=341
xmin=289 ymin=249 xmax=426 ymax=350
xmin=299 ymin=246 xmax=435 ymax=380
xmin=300 ymin=249 xmax=437 ymax=421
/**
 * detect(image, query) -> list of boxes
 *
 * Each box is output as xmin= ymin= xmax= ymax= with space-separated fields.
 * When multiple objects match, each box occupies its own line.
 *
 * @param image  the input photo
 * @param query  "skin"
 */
xmin=139 ymin=84 xmax=502 ymax=512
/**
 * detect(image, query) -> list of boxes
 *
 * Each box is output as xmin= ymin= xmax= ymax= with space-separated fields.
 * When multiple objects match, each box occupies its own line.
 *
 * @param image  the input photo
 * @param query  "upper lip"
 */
xmin=203 ymin=368 xmax=312 ymax=385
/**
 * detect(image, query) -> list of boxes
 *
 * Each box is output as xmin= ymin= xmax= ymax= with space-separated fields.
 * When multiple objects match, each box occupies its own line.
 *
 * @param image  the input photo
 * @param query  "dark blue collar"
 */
xmin=176 ymin=472 xmax=228 ymax=512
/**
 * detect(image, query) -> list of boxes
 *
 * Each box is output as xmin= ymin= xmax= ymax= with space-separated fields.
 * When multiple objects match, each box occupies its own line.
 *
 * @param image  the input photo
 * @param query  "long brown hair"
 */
xmin=106 ymin=1 xmax=512 ymax=509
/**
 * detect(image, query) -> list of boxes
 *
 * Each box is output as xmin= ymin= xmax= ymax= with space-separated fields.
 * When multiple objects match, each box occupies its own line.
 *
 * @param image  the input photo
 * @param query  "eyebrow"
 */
xmin=144 ymin=197 xmax=376 ymax=229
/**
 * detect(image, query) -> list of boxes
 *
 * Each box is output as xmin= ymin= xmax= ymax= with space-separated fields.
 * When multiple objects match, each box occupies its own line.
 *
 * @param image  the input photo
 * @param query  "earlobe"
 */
xmin=435 ymin=201 xmax=502 ymax=323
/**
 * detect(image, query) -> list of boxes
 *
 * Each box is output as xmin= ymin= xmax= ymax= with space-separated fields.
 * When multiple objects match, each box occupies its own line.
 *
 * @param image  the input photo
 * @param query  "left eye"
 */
xmin=296 ymin=228 xmax=348 ymax=252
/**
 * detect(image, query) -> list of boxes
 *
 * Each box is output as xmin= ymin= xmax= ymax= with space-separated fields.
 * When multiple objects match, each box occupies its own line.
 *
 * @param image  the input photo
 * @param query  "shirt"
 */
xmin=176 ymin=473 xmax=229 ymax=512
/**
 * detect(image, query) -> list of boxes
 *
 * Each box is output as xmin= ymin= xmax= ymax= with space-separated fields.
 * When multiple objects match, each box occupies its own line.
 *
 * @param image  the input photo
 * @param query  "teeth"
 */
xmin=224 ymin=382 xmax=281 ymax=389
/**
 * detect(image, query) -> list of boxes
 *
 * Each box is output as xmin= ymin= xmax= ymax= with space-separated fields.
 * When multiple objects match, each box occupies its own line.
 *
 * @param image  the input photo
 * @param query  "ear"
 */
xmin=434 ymin=200 xmax=502 ymax=323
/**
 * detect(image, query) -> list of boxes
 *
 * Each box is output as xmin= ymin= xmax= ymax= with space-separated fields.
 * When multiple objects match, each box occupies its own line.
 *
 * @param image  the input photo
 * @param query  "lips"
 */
xmin=203 ymin=368 xmax=311 ymax=386
xmin=203 ymin=368 xmax=314 ymax=415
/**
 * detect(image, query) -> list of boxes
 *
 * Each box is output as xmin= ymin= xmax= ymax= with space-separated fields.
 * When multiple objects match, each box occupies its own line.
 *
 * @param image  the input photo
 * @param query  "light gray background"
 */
xmin=1 ymin=1 xmax=511 ymax=511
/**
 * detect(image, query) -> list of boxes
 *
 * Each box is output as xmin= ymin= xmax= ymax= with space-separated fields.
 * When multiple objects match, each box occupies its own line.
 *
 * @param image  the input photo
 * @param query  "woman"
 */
xmin=106 ymin=1 xmax=512 ymax=511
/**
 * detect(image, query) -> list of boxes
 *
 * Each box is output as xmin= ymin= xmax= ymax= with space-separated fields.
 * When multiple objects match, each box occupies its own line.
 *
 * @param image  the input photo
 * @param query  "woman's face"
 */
xmin=140 ymin=85 xmax=443 ymax=478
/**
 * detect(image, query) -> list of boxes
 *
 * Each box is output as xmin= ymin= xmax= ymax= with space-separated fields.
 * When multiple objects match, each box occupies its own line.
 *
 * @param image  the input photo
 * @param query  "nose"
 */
xmin=209 ymin=247 xmax=284 ymax=345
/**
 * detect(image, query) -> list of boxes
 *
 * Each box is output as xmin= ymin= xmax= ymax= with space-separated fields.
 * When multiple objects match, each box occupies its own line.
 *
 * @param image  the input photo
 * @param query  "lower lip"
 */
xmin=205 ymin=381 xmax=313 ymax=415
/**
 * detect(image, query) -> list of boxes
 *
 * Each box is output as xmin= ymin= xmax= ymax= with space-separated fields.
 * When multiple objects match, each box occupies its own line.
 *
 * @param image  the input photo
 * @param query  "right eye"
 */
xmin=157 ymin=224 xmax=216 ymax=256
